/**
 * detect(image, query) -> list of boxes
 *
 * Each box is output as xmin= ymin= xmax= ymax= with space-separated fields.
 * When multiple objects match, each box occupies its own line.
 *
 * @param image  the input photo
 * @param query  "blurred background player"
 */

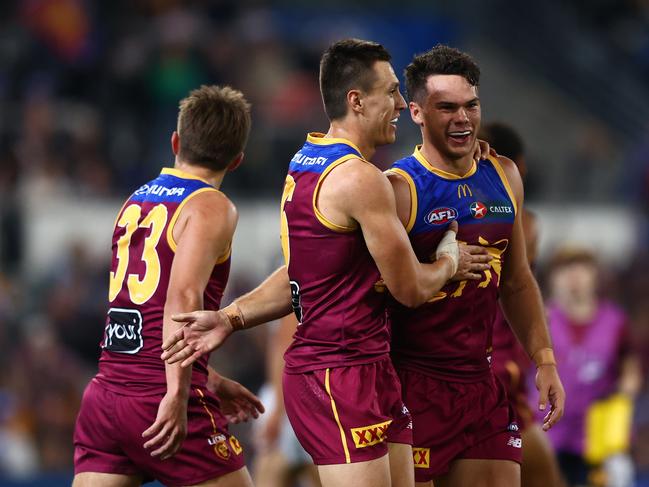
xmin=73 ymin=85 xmax=263 ymax=487
xmin=543 ymin=247 xmax=642 ymax=487
xmin=480 ymin=121 xmax=564 ymax=487
xmin=386 ymin=45 xmax=565 ymax=487
xmin=252 ymin=313 xmax=321 ymax=487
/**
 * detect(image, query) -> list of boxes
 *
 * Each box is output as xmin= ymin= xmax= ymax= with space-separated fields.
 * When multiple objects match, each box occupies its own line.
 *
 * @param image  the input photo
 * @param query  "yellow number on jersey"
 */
xmin=108 ymin=203 xmax=168 ymax=304
xmin=280 ymin=174 xmax=296 ymax=265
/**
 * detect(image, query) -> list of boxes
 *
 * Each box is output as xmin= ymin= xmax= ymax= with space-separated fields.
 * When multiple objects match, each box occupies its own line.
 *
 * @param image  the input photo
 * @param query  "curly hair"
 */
xmin=405 ymin=44 xmax=480 ymax=103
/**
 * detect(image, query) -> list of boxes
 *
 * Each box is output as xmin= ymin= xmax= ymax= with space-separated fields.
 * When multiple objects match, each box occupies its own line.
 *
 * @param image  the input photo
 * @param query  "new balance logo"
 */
xmin=507 ymin=436 xmax=522 ymax=448
xmin=351 ymin=420 xmax=392 ymax=448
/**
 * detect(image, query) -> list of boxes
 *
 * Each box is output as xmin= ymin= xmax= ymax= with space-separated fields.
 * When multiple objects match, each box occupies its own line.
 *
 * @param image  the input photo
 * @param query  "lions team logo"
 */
xmin=214 ymin=440 xmax=231 ymax=460
xmin=425 ymin=207 xmax=458 ymax=225
xmin=470 ymin=201 xmax=487 ymax=219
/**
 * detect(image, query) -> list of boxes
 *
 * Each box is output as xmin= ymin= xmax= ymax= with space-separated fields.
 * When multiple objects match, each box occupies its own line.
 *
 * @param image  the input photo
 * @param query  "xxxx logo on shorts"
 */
xmin=229 ymin=436 xmax=243 ymax=455
xmin=350 ymin=420 xmax=392 ymax=448
xmin=413 ymin=447 xmax=430 ymax=468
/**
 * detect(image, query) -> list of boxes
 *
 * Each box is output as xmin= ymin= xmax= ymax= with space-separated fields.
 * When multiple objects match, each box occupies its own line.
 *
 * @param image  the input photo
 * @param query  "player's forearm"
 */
xmin=387 ymin=258 xmax=453 ymax=308
xmin=225 ymin=266 xmax=293 ymax=329
xmin=499 ymin=274 xmax=553 ymax=361
xmin=163 ymin=292 xmax=201 ymax=397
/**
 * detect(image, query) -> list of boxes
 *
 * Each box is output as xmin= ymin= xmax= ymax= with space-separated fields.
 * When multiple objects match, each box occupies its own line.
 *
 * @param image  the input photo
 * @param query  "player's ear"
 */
xmin=227 ymin=153 xmax=244 ymax=172
xmin=409 ymin=101 xmax=424 ymax=126
xmin=348 ymin=89 xmax=363 ymax=114
xmin=171 ymin=131 xmax=180 ymax=155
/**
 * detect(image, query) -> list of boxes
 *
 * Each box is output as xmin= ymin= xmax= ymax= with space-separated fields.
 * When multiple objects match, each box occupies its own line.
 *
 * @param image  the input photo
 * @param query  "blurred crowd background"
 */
xmin=1 ymin=0 xmax=649 ymax=486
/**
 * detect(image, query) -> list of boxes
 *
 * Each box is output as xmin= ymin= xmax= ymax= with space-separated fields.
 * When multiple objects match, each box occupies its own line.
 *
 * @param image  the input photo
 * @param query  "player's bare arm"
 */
xmin=142 ymin=190 xmax=237 ymax=459
xmin=162 ymin=265 xmax=293 ymax=367
xmin=387 ymin=171 xmax=491 ymax=282
xmin=321 ymin=158 xmax=454 ymax=307
xmin=497 ymin=155 xmax=565 ymax=430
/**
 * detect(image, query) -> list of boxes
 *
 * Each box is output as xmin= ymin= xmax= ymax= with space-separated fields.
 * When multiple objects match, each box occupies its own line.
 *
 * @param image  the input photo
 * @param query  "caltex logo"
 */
xmin=470 ymin=202 xmax=487 ymax=219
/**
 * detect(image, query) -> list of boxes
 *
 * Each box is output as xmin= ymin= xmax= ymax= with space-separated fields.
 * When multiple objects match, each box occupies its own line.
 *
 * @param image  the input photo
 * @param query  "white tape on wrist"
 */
xmin=436 ymin=229 xmax=459 ymax=276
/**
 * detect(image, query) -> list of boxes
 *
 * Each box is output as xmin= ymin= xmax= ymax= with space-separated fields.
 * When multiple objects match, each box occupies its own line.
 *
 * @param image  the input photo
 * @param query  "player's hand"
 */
xmin=535 ymin=364 xmax=565 ymax=431
xmin=161 ymin=310 xmax=233 ymax=367
xmin=207 ymin=375 xmax=265 ymax=424
xmin=452 ymin=243 xmax=491 ymax=281
xmin=142 ymin=392 xmax=188 ymax=460
xmin=473 ymin=138 xmax=492 ymax=161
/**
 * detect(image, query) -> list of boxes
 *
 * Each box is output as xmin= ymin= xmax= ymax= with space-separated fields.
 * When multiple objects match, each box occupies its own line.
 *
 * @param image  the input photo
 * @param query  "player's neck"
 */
xmin=419 ymin=140 xmax=474 ymax=177
xmin=326 ymin=123 xmax=376 ymax=160
xmin=173 ymin=160 xmax=226 ymax=189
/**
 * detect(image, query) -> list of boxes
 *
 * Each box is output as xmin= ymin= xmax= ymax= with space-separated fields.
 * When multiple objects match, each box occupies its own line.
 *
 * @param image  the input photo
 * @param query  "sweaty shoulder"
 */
xmin=318 ymin=157 xmax=393 ymax=227
xmin=174 ymin=190 xmax=238 ymax=245
xmin=492 ymin=155 xmax=523 ymax=206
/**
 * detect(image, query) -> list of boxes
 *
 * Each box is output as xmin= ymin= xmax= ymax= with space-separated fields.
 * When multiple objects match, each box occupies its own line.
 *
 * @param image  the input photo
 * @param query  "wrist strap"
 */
xmin=223 ymin=302 xmax=245 ymax=331
xmin=531 ymin=347 xmax=556 ymax=368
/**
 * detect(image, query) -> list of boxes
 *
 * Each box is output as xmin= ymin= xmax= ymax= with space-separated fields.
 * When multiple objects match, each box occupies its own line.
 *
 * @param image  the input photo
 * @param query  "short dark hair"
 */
xmin=479 ymin=122 xmax=525 ymax=162
xmin=177 ymin=85 xmax=251 ymax=171
xmin=319 ymin=38 xmax=391 ymax=121
xmin=405 ymin=44 xmax=480 ymax=103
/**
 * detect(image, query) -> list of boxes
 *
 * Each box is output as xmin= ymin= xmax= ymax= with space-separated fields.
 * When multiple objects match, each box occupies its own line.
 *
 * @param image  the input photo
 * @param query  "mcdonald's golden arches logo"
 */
xmin=457 ymin=184 xmax=473 ymax=199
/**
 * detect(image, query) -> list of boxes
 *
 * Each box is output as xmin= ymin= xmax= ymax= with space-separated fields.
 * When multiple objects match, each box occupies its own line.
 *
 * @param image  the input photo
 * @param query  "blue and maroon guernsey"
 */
xmin=388 ymin=147 xmax=517 ymax=382
xmin=281 ymin=133 xmax=390 ymax=373
xmin=96 ymin=168 xmax=229 ymax=395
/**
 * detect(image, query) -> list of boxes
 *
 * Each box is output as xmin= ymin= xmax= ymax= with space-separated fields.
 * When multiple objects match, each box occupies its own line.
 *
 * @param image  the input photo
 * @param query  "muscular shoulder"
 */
xmin=175 ymin=190 xmax=238 ymax=244
xmin=494 ymin=155 xmax=523 ymax=206
xmin=319 ymin=157 xmax=395 ymax=224
xmin=332 ymin=158 xmax=393 ymax=203
xmin=185 ymin=190 xmax=237 ymax=225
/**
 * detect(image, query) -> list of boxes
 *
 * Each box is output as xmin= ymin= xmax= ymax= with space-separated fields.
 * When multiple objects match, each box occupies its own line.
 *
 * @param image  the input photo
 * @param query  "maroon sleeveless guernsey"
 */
xmin=281 ymin=133 xmax=390 ymax=373
xmin=96 ymin=168 xmax=230 ymax=395
xmin=388 ymin=149 xmax=517 ymax=382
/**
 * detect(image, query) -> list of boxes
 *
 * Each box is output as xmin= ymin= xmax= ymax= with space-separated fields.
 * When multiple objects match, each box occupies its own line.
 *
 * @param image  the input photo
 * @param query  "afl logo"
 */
xmin=470 ymin=202 xmax=487 ymax=219
xmin=425 ymin=207 xmax=458 ymax=225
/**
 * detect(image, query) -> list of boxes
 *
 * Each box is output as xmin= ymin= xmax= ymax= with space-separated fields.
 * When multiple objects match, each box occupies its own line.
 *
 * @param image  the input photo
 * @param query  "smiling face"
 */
xmin=360 ymin=61 xmax=407 ymax=147
xmin=410 ymin=74 xmax=480 ymax=161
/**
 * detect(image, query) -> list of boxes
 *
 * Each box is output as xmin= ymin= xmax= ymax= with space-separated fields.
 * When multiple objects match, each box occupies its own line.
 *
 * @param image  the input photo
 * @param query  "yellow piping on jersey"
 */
xmin=413 ymin=145 xmax=477 ymax=179
xmin=325 ymin=368 xmax=351 ymax=463
xmin=166 ymin=187 xmax=221 ymax=252
xmin=306 ymin=132 xmax=364 ymax=159
xmin=385 ymin=168 xmax=418 ymax=233
xmin=488 ymin=155 xmax=518 ymax=215
xmin=312 ymin=154 xmax=361 ymax=233
xmin=161 ymin=167 xmax=213 ymax=185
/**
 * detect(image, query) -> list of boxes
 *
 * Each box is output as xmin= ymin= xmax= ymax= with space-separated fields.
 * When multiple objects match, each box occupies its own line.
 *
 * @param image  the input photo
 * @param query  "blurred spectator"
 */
xmin=541 ymin=247 xmax=642 ymax=487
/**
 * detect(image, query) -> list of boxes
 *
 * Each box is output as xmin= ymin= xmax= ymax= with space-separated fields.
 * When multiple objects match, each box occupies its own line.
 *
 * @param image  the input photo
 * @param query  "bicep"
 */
xmin=500 ymin=158 xmax=531 ymax=287
xmin=167 ymin=200 xmax=236 ymax=300
xmin=348 ymin=172 xmax=418 ymax=279
xmin=386 ymin=171 xmax=413 ymax=229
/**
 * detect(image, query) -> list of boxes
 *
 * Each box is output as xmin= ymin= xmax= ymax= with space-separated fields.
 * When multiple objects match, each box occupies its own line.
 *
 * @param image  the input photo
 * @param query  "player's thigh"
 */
xmin=189 ymin=466 xmax=254 ymax=487
xmin=317 ymin=453 xmax=391 ymax=487
xmin=252 ymin=450 xmax=289 ymax=487
xmin=388 ymin=442 xmax=414 ymax=487
xmin=521 ymin=424 xmax=564 ymax=487
xmin=72 ymin=472 xmax=142 ymax=487
xmin=435 ymin=458 xmax=520 ymax=487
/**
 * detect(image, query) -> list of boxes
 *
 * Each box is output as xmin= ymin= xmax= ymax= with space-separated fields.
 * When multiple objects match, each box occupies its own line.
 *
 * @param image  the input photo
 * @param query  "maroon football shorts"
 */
xmin=397 ymin=368 xmax=522 ymax=482
xmin=283 ymin=357 xmax=412 ymax=465
xmin=492 ymin=356 xmax=534 ymax=430
xmin=73 ymin=378 xmax=245 ymax=486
